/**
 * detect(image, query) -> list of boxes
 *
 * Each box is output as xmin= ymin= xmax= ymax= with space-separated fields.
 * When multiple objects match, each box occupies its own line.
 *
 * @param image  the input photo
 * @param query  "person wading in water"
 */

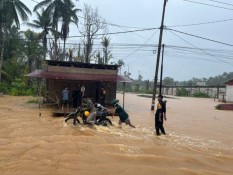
xmin=155 ymin=94 xmax=167 ymax=136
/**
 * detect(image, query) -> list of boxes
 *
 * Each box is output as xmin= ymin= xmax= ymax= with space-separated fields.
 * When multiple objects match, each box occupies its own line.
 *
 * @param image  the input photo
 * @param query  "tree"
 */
xmin=60 ymin=0 xmax=80 ymax=60
xmin=124 ymin=71 xmax=131 ymax=77
xmin=34 ymin=0 xmax=63 ymax=60
xmin=23 ymin=30 xmax=43 ymax=74
xmin=2 ymin=25 xmax=24 ymax=82
xmin=0 ymin=0 xmax=31 ymax=82
xmin=101 ymin=36 xmax=112 ymax=64
xmin=80 ymin=4 xmax=106 ymax=63
xmin=163 ymin=77 xmax=175 ymax=86
xmin=138 ymin=71 xmax=143 ymax=82
xmin=116 ymin=59 xmax=124 ymax=74
xmin=117 ymin=59 xmax=125 ymax=67
xmin=27 ymin=8 xmax=53 ymax=60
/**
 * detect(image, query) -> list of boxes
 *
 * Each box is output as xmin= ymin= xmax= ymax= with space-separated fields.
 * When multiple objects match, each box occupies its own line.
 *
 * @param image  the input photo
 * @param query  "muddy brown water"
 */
xmin=0 ymin=94 xmax=233 ymax=175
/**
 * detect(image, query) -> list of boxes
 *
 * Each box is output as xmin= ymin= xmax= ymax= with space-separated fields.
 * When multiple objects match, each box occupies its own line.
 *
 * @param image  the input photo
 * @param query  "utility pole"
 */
xmin=159 ymin=44 xmax=165 ymax=95
xmin=151 ymin=0 xmax=168 ymax=110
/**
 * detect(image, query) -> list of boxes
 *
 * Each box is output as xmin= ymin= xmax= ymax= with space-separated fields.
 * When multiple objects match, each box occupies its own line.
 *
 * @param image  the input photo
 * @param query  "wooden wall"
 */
xmin=46 ymin=79 xmax=116 ymax=106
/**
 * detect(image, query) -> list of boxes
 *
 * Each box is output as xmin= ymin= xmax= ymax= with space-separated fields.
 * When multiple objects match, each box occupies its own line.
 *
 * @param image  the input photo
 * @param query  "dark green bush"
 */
xmin=0 ymin=83 xmax=10 ymax=93
xmin=0 ymin=79 xmax=37 ymax=96
xmin=176 ymin=87 xmax=188 ymax=96
xmin=215 ymin=104 xmax=221 ymax=110
xmin=193 ymin=92 xmax=209 ymax=98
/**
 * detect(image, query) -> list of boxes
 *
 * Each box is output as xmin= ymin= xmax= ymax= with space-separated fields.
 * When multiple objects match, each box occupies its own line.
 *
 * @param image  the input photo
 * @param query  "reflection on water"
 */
xmin=0 ymin=95 xmax=233 ymax=175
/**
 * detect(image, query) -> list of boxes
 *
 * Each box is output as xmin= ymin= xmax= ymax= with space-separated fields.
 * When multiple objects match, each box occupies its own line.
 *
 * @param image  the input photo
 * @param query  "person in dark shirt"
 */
xmin=111 ymin=99 xmax=136 ymax=128
xmin=155 ymin=94 xmax=167 ymax=136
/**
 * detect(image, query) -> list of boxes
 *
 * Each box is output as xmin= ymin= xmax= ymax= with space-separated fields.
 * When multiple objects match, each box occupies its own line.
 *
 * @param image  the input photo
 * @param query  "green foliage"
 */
xmin=193 ymin=92 xmax=210 ymax=98
xmin=0 ymin=83 xmax=10 ymax=93
xmin=0 ymin=79 xmax=37 ymax=96
xmin=163 ymin=77 xmax=175 ymax=86
xmin=215 ymin=104 xmax=221 ymax=110
xmin=177 ymin=72 xmax=233 ymax=86
xmin=27 ymin=98 xmax=40 ymax=104
xmin=176 ymin=87 xmax=188 ymax=96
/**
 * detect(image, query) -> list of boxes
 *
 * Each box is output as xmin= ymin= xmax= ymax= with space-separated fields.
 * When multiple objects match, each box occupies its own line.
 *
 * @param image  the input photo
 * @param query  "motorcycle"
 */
xmin=64 ymin=107 xmax=113 ymax=127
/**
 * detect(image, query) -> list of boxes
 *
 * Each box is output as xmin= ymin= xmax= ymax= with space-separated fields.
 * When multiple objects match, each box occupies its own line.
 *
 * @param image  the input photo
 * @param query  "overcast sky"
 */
xmin=22 ymin=0 xmax=233 ymax=81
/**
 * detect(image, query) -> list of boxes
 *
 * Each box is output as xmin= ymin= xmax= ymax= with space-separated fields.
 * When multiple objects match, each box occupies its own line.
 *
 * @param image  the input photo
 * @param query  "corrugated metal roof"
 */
xmin=26 ymin=70 xmax=133 ymax=83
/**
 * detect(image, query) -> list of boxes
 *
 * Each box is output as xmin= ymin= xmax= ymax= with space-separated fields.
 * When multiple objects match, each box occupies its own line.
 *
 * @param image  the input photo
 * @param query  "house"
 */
xmin=225 ymin=79 xmax=233 ymax=102
xmin=27 ymin=60 xmax=132 ymax=106
xmin=196 ymin=81 xmax=206 ymax=86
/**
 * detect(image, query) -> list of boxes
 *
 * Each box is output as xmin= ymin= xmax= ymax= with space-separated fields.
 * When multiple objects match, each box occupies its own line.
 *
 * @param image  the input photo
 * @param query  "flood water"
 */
xmin=0 ymin=94 xmax=233 ymax=175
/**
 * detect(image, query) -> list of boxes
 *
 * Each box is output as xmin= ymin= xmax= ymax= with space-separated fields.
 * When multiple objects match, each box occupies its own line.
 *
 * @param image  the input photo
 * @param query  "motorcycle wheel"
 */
xmin=100 ymin=118 xmax=112 ymax=127
xmin=65 ymin=113 xmax=80 ymax=125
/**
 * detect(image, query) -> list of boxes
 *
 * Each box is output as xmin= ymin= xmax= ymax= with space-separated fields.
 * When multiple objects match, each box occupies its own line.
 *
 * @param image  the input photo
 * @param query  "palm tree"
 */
xmin=34 ymin=0 xmax=63 ymax=60
xmin=1 ymin=25 xmax=24 ymax=82
xmin=101 ymin=36 xmax=110 ymax=64
xmin=27 ymin=8 xmax=53 ymax=60
xmin=60 ymin=0 xmax=80 ymax=60
xmin=23 ymin=30 xmax=43 ymax=74
xmin=0 ymin=0 xmax=31 ymax=82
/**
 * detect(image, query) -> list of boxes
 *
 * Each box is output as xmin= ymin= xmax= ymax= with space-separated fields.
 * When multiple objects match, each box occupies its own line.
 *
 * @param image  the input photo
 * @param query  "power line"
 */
xmin=17 ymin=27 xmax=158 ymax=41
xmin=165 ymin=28 xmax=233 ymax=47
xmin=164 ymin=52 xmax=221 ymax=63
xmin=167 ymin=18 xmax=233 ymax=28
xmin=165 ymin=47 xmax=233 ymax=60
xmin=208 ymin=0 xmax=233 ymax=7
xmin=167 ymin=29 xmax=233 ymax=66
xmin=67 ymin=27 xmax=159 ymax=39
xmin=122 ymin=29 xmax=159 ymax=60
xmin=183 ymin=0 xmax=233 ymax=11
xmin=165 ymin=45 xmax=233 ymax=54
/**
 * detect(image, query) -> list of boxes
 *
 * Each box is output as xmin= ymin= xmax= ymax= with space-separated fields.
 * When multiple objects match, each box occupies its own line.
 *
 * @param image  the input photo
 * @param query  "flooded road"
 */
xmin=0 ymin=94 xmax=233 ymax=175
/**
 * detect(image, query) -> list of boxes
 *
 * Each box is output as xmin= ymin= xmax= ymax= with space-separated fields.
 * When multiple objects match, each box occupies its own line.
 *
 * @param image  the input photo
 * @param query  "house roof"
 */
xmin=26 ymin=70 xmax=133 ymax=83
xmin=225 ymin=79 xmax=233 ymax=85
xmin=47 ymin=60 xmax=120 ymax=70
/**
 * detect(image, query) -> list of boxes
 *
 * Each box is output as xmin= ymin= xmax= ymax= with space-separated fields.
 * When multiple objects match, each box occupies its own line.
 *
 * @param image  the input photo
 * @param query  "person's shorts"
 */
xmin=124 ymin=118 xmax=131 ymax=125
xmin=119 ymin=118 xmax=130 ymax=125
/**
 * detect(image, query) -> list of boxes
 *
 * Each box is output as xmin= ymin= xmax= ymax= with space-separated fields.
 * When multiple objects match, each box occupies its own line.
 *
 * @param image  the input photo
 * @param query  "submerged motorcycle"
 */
xmin=64 ymin=107 xmax=113 ymax=127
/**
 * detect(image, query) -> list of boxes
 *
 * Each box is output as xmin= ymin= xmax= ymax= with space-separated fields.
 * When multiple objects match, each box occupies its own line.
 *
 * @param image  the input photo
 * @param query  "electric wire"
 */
xmin=183 ymin=0 xmax=233 ymax=11
xmin=167 ymin=29 xmax=233 ymax=66
xmin=208 ymin=0 xmax=233 ymax=7
xmin=122 ymin=29 xmax=159 ymax=61
xmin=167 ymin=18 xmax=233 ymax=28
xmin=165 ymin=27 xmax=233 ymax=47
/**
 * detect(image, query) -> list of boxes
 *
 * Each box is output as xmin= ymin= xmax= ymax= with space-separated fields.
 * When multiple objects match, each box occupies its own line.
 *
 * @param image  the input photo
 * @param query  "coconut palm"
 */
xmin=23 ymin=30 xmax=43 ymax=74
xmin=1 ymin=25 xmax=24 ymax=81
xmin=34 ymin=0 xmax=64 ymax=60
xmin=0 ymin=0 xmax=31 ymax=82
xmin=27 ymin=8 xmax=53 ymax=60
xmin=101 ymin=36 xmax=111 ymax=64
xmin=60 ymin=0 xmax=80 ymax=60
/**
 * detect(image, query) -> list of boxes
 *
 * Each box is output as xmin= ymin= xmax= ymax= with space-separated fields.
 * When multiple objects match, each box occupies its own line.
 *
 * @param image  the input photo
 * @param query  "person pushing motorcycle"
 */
xmin=111 ymin=99 xmax=136 ymax=128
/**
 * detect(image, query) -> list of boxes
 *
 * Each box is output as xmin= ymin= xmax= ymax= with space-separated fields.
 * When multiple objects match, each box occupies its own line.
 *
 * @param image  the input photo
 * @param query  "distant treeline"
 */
xmin=117 ymin=72 xmax=233 ymax=93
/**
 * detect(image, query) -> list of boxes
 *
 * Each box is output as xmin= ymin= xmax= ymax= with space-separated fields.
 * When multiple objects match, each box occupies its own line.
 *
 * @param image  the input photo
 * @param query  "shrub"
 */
xmin=176 ymin=87 xmax=188 ymax=96
xmin=215 ymin=104 xmax=221 ymax=110
xmin=27 ymin=98 xmax=40 ymax=104
xmin=193 ymin=92 xmax=209 ymax=98
xmin=1 ymin=79 xmax=37 ymax=96
xmin=0 ymin=83 xmax=10 ymax=93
